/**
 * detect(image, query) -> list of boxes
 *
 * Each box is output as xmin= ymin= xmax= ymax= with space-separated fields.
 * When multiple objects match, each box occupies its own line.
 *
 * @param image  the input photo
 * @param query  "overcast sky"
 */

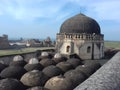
xmin=0 ymin=0 xmax=120 ymax=41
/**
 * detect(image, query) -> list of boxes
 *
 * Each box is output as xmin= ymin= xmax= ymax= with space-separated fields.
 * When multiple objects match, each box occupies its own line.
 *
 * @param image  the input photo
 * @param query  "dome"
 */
xmin=60 ymin=14 xmax=101 ymax=34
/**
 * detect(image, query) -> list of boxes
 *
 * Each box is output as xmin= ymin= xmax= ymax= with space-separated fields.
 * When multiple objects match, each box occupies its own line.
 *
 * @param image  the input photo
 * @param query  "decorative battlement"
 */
xmin=57 ymin=33 xmax=104 ymax=41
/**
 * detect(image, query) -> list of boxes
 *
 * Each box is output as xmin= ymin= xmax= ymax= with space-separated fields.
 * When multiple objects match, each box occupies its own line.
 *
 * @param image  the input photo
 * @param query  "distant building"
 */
xmin=56 ymin=14 xmax=104 ymax=60
xmin=43 ymin=37 xmax=53 ymax=47
xmin=0 ymin=34 xmax=10 ymax=49
xmin=26 ymin=39 xmax=43 ymax=47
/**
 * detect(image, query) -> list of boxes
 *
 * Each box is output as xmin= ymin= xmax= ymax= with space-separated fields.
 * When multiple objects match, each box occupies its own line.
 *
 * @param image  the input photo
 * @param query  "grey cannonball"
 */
xmin=66 ymin=58 xmax=82 ymax=68
xmin=75 ymin=65 xmax=98 ymax=77
xmin=0 ymin=66 xmax=26 ymax=79
xmin=45 ymin=75 xmax=73 ymax=90
xmin=42 ymin=65 xmax=62 ymax=78
xmin=0 ymin=78 xmax=25 ymax=90
xmin=56 ymin=62 xmax=73 ymax=73
xmin=26 ymin=86 xmax=49 ymax=90
xmin=40 ymin=59 xmax=56 ymax=67
xmin=20 ymin=70 xmax=49 ymax=87
xmin=13 ymin=55 xmax=24 ymax=61
xmin=0 ymin=63 xmax=7 ymax=73
xmin=24 ymin=63 xmax=43 ymax=71
xmin=64 ymin=70 xmax=86 ymax=87
xmin=40 ymin=52 xmax=49 ymax=59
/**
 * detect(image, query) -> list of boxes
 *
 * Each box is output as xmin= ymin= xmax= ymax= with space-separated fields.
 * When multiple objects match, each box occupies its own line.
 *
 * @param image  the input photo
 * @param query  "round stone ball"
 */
xmin=28 ymin=58 xmax=39 ymax=64
xmin=24 ymin=63 xmax=43 ymax=71
xmin=53 ymin=53 xmax=66 ymax=63
xmin=9 ymin=60 xmax=26 ymax=67
xmin=40 ymin=59 xmax=56 ymax=67
xmin=42 ymin=65 xmax=62 ymax=78
xmin=56 ymin=62 xmax=73 ymax=73
xmin=9 ymin=55 xmax=26 ymax=67
xmin=0 ymin=78 xmax=25 ymax=90
xmin=75 ymin=65 xmax=96 ymax=77
xmin=54 ymin=53 xmax=62 ymax=59
xmin=40 ymin=52 xmax=49 ymax=59
xmin=45 ymin=75 xmax=73 ymax=90
xmin=66 ymin=58 xmax=82 ymax=68
xmin=20 ymin=70 xmax=49 ymax=87
xmin=26 ymin=86 xmax=49 ymax=90
xmin=84 ymin=62 xmax=101 ymax=72
xmin=0 ymin=66 xmax=27 ymax=79
xmin=0 ymin=63 xmax=7 ymax=73
xmin=13 ymin=55 xmax=24 ymax=61
xmin=24 ymin=58 xmax=43 ymax=71
xmin=64 ymin=69 xmax=86 ymax=87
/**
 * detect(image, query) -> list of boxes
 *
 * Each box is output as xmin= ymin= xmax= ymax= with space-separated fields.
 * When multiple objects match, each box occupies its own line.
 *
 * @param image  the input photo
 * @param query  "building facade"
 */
xmin=0 ymin=34 xmax=10 ymax=49
xmin=56 ymin=14 xmax=104 ymax=60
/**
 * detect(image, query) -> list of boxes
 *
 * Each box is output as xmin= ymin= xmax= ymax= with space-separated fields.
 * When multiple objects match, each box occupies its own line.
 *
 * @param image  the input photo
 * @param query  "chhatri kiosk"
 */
xmin=56 ymin=14 xmax=104 ymax=60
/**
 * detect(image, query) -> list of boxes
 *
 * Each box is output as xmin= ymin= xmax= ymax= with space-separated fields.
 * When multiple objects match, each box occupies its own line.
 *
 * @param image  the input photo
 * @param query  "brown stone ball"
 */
xmin=56 ymin=62 xmax=73 ymax=73
xmin=0 ymin=66 xmax=27 ymax=79
xmin=66 ymin=58 xmax=83 ymax=68
xmin=42 ymin=65 xmax=62 ymax=78
xmin=0 ymin=78 xmax=26 ymax=90
xmin=40 ymin=59 xmax=56 ymax=67
xmin=20 ymin=70 xmax=49 ymax=87
xmin=45 ymin=75 xmax=73 ymax=90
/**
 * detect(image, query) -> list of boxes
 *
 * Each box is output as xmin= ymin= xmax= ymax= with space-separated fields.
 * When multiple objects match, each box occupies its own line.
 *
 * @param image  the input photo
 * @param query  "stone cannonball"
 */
xmin=75 ymin=64 xmax=99 ymax=77
xmin=13 ymin=55 xmax=24 ymax=61
xmin=26 ymin=86 xmax=49 ymax=90
xmin=0 ymin=78 xmax=25 ymax=90
xmin=40 ymin=59 xmax=56 ymax=67
xmin=0 ymin=63 xmax=7 ymax=73
xmin=84 ymin=62 xmax=101 ymax=72
xmin=10 ymin=55 xmax=26 ymax=67
xmin=53 ymin=53 xmax=66 ymax=63
xmin=56 ymin=62 xmax=73 ymax=73
xmin=64 ymin=69 xmax=86 ymax=87
xmin=0 ymin=66 xmax=26 ymax=79
xmin=66 ymin=58 xmax=82 ymax=68
xmin=45 ymin=75 xmax=73 ymax=90
xmin=24 ymin=58 xmax=43 ymax=71
xmin=20 ymin=70 xmax=49 ymax=87
xmin=42 ymin=65 xmax=62 ymax=78
xmin=40 ymin=52 xmax=49 ymax=59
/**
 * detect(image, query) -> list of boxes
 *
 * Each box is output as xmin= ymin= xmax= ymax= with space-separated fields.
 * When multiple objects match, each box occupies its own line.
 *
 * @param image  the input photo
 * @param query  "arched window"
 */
xmin=66 ymin=46 xmax=70 ymax=52
xmin=87 ymin=46 xmax=91 ymax=53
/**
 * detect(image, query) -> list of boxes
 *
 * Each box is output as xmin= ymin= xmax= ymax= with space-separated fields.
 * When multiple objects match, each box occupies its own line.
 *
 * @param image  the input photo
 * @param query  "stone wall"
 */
xmin=74 ymin=51 xmax=120 ymax=90
xmin=0 ymin=52 xmax=36 ymax=65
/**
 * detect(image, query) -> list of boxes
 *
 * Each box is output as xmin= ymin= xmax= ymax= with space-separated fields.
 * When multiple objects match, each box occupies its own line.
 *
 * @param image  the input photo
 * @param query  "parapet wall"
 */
xmin=0 ymin=52 xmax=36 ymax=65
xmin=74 ymin=51 xmax=120 ymax=90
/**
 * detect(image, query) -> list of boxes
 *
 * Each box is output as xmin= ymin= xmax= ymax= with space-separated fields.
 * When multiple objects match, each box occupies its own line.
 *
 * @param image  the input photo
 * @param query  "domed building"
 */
xmin=56 ymin=14 xmax=104 ymax=60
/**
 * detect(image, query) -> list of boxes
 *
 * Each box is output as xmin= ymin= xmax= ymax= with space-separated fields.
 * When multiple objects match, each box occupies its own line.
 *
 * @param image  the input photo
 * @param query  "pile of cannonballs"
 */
xmin=0 ymin=52 xmax=101 ymax=90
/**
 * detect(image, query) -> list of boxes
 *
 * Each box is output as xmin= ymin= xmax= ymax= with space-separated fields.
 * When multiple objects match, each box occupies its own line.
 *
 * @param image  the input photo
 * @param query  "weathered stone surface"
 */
xmin=26 ymin=86 xmax=49 ymax=90
xmin=20 ymin=70 xmax=49 ymax=87
xmin=42 ymin=65 xmax=62 ymax=78
xmin=66 ymin=58 xmax=82 ymax=68
xmin=74 ymin=52 xmax=120 ymax=90
xmin=56 ymin=62 xmax=73 ymax=73
xmin=24 ymin=58 xmax=43 ymax=71
xmin=64 ymin=69 xmax=86 ymax=88
xmin=24 ymin=63 xmax=43 ymax=71
xmin=45 ymin=75 xmax=73 ymax=90
xmin=10 ymin=61 xmax=26 ymax=67
xmin=0 ymin=78 xmax=25 ymax=90
xmin=0 ymin=63 xmax=7 ymax=72
xmin=40 ymin=59 xmax=56 ymax=67
xmin=0 ymin=66 xmax=26 ymax=79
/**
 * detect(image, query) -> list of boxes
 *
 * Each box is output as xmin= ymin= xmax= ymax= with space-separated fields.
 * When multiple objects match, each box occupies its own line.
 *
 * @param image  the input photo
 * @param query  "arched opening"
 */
xmin=87 ymin=46 xmax=91 ymax=53
xmin=66 ymin=46 xmax=70 ymax=53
